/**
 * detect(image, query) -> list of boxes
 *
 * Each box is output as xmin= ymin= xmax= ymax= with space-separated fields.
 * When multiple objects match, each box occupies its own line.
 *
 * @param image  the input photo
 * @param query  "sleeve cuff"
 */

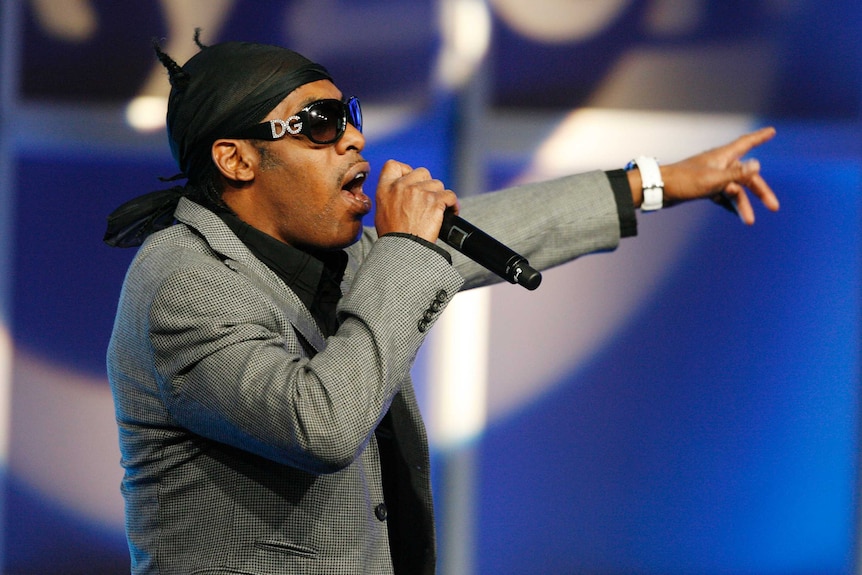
xmin=381 ymin=232 xmax=453 ymax=264
xmin=606 ymin=169 xmax=638 ymax=238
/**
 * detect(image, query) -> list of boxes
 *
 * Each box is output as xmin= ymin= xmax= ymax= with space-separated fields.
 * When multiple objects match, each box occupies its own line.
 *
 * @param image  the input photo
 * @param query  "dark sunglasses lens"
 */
xmin=306 ymin=101 xmax=342 ymax=143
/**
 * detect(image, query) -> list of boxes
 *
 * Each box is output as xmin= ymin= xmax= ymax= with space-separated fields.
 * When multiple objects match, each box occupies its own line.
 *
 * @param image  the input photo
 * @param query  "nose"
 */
xmin=336 ymin=122 xmax=365 ymax=154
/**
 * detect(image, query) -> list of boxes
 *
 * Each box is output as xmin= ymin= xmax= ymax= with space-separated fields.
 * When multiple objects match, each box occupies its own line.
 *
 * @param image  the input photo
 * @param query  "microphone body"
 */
xmin=439 ymin=212 xmax=542 ymax=290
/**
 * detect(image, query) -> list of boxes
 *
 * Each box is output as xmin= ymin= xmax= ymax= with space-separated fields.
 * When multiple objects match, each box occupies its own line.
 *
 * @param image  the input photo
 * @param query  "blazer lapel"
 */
xmin=174 ymin=198 xmax=326 ymax=353
xmin=224 ymin=258 xmax=326 ymax=353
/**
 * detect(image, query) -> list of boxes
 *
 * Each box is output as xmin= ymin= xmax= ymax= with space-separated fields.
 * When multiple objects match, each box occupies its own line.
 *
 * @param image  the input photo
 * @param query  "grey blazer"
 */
xmin=107 ymin=170 xmax=622 ymax=574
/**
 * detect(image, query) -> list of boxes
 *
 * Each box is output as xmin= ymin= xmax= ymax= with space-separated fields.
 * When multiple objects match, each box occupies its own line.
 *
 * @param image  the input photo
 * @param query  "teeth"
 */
xmin=343 ymin=172 xmax=367 ymax=193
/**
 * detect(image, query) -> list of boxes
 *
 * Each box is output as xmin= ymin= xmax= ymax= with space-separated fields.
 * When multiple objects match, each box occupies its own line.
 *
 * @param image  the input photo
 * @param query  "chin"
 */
xmin=345 ymin=222 xmax=365 ymax=246
xmin=323 ymin=226 xmax=363 ymax=251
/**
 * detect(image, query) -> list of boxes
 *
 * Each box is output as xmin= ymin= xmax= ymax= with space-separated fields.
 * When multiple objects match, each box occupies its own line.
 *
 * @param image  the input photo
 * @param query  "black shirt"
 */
xmin=217 ymin=212 xmax=347 ymax=338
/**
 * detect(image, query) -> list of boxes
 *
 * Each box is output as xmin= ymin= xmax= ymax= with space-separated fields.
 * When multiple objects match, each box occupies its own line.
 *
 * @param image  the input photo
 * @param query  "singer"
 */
xmin=104 ymin=33 xmax=779 ymax=575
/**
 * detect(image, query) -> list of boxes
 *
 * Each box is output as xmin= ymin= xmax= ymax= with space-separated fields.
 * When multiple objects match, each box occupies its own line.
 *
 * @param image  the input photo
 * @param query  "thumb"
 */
xmin=737 ymin=158 xmax=761 ymax=178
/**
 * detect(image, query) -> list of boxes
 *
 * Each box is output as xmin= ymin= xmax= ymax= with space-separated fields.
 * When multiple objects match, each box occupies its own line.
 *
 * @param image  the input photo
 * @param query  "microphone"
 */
xmin=439 ymin=211 xmax=542 ymax=290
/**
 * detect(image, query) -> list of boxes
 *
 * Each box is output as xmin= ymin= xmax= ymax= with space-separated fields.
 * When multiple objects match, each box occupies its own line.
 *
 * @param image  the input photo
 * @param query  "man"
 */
xmin=105 ymin=35 xmax=778 ymax=575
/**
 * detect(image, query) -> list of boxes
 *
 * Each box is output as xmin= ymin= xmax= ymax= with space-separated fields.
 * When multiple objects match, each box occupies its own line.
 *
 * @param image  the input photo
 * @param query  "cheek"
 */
xmin=266 ymin=154 xmax=351 ymax=235
xmin=291 ymin=185 xmax=343 ymax=232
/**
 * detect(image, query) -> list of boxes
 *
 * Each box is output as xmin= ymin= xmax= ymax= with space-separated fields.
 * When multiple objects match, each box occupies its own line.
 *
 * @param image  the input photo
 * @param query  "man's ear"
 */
xmin=212 ymin=139 xmax=256 ymax=183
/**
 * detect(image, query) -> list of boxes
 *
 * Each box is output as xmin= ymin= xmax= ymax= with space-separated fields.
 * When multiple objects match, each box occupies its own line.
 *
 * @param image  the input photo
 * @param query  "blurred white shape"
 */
xmin=435 ymin=0 xmax=492 ymax=89
xmin=128 ymin=0 xmax=235 ymax=133
xmin=125 ymin=95 xmax=168 ymax=133
xmin=488 ymin=0 xmax=632 ymax=43
xmin=587 ymin=43 xmax=777 ymax=112
xmin=356 ymin=103 xmax=416 ymax=141
xmin=285 ymin=0 xmax=435 ymax=58
xmin=10 ymin=350 xmax=124 ymax=526
xmin=643 ymin=0 xmax=707 ymax=36
xmin=528 ymin=108 xmax=756 ymax=178
xmin=428 ymin=288 xmax=490 ymax=449
xmin=0 ymin=328 xmax=10 ymax=465
xmin=29 ymin=0 xmax=98 ymax=42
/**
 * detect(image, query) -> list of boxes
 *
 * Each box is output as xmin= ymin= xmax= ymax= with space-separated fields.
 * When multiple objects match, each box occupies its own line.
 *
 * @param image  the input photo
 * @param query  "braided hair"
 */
xmin=152 ymin=31 xmax=231 ymax=213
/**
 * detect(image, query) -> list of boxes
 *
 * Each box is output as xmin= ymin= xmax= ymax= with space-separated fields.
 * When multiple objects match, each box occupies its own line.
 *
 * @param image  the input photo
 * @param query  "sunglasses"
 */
xmin=229 ymin=96 xmax=362 ymax=145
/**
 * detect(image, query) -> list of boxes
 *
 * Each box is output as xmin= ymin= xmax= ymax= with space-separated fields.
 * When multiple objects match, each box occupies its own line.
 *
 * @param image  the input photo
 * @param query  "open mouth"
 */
xmin=343 ymin=170 xmax=367 ymax=194
xmin=341 ymin=166 xmax=372 ymax=214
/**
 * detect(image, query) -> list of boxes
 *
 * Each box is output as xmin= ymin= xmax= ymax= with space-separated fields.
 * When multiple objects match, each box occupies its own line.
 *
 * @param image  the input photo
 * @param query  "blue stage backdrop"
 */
xmin=3 ymin=1 xmax=860 ymax=573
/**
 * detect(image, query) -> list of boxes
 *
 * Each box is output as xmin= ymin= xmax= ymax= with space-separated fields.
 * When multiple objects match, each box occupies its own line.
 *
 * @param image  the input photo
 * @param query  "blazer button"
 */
xmin=418 ymin=319 xmax=429 ymax=332
xmin=375 ymin=503 xmax=388 ymax=521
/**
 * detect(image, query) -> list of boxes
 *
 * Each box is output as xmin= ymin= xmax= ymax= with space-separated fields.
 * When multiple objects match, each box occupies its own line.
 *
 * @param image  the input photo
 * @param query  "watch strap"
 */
xmin=626 ymin=156 xmax=664 ymax=211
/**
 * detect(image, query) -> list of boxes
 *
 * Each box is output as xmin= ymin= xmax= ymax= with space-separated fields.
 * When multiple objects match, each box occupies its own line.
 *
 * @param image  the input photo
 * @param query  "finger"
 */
xmin=418 ymin=183 xmax=455 ymax=214
xmin=729 ymin=157 xmax=780 ymax=212
xmin=745 ymin=172 xmax=780 ymax=212
xmin=441 ymin=190 xmax=459 ymax=212
xmin=376 ymin=159 xmax=413 ymax=188
xmin=695 ymin=157 xmax=759 ymax=200
xmin=397 ymin=166 xmax=434 ymax=187
xmin=720 ymin=126 xmax=777 ymax=159
xmin=725 ymin=182 xmax=755 ymax=225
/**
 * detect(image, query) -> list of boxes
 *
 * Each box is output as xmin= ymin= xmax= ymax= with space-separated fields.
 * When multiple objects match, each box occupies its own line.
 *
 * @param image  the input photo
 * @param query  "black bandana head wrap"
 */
xmin=103 ymin=37 xmax=332 ymax=247
xmin=168 ymin=40 xmax=332 ymax=182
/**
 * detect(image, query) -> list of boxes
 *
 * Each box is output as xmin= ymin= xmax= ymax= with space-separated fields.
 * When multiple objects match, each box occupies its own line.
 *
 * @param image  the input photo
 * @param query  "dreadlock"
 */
xmin=151 ymin=38 xmax=190 ymax=90
xmin=193 ymin=28 xmax=208 ymax=49
xmin=185 ymin=164 xmax=234 ymax=214
xmin=151 ymin=31 xmax=233 ymax=214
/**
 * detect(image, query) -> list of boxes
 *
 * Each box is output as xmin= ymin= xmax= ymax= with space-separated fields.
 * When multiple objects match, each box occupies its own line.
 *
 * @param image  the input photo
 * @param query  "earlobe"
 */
xmin=212 ymin=139 xmax=255 ymax=183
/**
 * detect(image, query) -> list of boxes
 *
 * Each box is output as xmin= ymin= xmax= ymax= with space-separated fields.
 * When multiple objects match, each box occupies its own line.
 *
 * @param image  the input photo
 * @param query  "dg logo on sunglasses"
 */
xmin=268 ymin=116 xmax=303 ymax=139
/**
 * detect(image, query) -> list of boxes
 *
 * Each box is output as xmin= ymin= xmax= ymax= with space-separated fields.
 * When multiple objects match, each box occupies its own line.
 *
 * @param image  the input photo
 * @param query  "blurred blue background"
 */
xmin=1 ymin=0 xmax=859 ymax=573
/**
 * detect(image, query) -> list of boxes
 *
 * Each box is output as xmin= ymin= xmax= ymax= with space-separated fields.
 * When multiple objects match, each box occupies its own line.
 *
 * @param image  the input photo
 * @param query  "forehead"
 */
xmin=268 ymin=80 xmax=342 ymax=119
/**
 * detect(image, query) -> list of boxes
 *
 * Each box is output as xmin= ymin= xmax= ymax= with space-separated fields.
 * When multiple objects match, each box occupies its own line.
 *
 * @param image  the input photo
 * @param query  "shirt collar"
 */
xmin=216 ymin=212 xmax=347 ymax=314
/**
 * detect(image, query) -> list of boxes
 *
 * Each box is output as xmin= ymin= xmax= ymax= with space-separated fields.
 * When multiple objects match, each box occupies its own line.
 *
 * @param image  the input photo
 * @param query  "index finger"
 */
xmin=722 ymin=126 xmax=777 ymax=159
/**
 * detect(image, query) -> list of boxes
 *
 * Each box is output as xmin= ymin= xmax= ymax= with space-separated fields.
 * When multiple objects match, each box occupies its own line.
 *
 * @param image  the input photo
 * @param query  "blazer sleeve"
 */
xmin=345 ymin=170 xmax=623 ymax=290
xmin=447 ymin=170 xmax=624 ymax=289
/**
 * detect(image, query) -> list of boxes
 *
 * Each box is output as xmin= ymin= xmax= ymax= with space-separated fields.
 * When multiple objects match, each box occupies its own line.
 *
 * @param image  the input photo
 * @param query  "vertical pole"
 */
xmin=432 ymin=1 xmax=492 ymax=572
xmin=431 ymin=288 xmax=489 ymax=575
xmin=0 ymin=0 xmax=22 ymax=570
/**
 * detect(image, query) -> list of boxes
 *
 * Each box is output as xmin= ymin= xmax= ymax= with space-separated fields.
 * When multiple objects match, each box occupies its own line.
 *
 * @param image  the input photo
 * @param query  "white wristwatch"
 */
xmin=626 ymin=156 xmax=664 ymax=211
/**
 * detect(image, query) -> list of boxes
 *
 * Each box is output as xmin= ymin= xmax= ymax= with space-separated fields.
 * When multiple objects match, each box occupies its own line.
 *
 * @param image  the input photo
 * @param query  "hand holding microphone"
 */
xmin=374 ymin=160 xmax=459 ymax=243
xmin=375 ymin=160 xmax=541 ymax=290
